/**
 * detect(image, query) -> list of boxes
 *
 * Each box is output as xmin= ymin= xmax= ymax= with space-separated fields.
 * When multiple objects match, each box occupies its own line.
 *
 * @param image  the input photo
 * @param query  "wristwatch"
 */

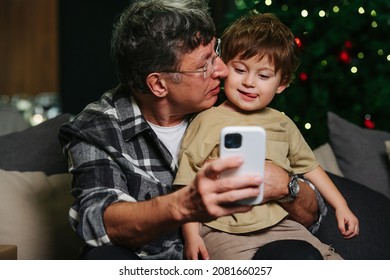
xmin=278 ymin=174 xmax=300 ymax=203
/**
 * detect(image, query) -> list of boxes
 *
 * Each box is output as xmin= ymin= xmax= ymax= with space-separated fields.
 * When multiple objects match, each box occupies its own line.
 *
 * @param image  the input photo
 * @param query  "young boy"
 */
xmin=173 ymin=12 xmax=358 ymax=260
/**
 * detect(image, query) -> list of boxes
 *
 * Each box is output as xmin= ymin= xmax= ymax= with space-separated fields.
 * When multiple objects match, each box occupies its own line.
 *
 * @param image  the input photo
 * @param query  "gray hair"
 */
xmin=111 ymin=0 xmax=216 ymax=93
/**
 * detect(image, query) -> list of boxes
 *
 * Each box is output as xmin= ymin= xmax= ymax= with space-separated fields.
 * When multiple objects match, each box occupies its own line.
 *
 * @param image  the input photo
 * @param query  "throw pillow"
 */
xmin=327 ymin=112 xmax=390 ymax=199
xmin=0 ymin=170 xmax=81 ymax=259
xmin=313 ymin=143 xmax=344 ymax=177
xmin=0 ymin=114 xmax=70 ymax=175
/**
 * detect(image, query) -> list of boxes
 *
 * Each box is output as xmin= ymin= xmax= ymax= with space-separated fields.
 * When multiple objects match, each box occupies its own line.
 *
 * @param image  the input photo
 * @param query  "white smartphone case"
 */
xmin=219 ymin=126 xmax=266 ymax=205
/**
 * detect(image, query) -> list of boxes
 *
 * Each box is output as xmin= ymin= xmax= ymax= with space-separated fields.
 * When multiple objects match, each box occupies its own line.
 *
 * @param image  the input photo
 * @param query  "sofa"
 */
xmin=0 ymin=113 xmax=82 ymax=260
xmin=0 ymin=112 xmax=389 ymax=260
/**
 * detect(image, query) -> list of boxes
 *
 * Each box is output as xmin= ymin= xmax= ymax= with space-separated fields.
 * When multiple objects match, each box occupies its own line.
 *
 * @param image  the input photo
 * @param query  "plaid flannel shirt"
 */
xmin=58 ymin=87 xmax=184 ymax=259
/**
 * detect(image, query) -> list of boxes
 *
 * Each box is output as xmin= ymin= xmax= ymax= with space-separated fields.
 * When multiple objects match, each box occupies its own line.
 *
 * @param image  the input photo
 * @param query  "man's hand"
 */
xmin=262 ymin=161 xmax=319 ymax=228
xmin=178 ymin=156 xmax=263 ymax=222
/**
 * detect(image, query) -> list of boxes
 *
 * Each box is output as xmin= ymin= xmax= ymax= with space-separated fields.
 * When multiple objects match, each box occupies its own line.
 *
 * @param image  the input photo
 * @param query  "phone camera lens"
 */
xmin=224 ymin=133 xmax=242 ymax=149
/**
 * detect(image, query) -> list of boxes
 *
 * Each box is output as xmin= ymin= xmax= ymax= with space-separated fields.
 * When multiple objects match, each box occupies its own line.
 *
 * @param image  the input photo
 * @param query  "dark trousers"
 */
xmin=252 ymin=239 xmax=323 ymax=260
xmin=81 ymin=239 xmax=323 ymax=260
xmin=80 ymin=245 xmax=141 ymax=260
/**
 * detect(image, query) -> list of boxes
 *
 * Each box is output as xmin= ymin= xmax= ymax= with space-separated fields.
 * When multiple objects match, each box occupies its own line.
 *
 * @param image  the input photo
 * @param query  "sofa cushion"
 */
xmin=315 ymin=172 xmax=390 ymax=260
xmin=327 ymin=112 xmax=390 ymax=199
xmin=0 ymin=170 xmax=82 ymax=259
xmin=0 ymin=114 xmax=70 ymax=175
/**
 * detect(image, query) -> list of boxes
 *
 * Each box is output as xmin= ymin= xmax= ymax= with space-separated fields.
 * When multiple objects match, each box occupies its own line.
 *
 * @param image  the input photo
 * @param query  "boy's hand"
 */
xmin=335 ymin=208 xmax=359 ymax=239
xmin=185 ymin=235 xmax=210 ymax=260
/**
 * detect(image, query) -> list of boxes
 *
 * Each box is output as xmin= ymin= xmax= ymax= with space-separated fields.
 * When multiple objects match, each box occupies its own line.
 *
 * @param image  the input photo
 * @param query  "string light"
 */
xmin=304 ymin=123 xmax=312 ymax=130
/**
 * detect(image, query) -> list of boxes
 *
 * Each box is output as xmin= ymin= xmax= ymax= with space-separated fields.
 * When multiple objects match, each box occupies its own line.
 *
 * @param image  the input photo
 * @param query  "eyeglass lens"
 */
xmin=205 ymin=39 xmax=221 ymax=78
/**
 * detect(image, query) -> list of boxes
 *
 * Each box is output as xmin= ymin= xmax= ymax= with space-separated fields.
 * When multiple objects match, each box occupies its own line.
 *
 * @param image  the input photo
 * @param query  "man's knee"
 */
xmin=252 ymin=239 xmax=323 ymax=260
xmin=81 ymin=245 xmax=141 ymax=260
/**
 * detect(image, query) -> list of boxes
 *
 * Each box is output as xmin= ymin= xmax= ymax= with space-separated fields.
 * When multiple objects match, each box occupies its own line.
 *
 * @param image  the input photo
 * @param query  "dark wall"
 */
xmin=59 ymin=0 xmax=130 ymax=115
xmin=59 ymin=0 xmax=232 ymax=115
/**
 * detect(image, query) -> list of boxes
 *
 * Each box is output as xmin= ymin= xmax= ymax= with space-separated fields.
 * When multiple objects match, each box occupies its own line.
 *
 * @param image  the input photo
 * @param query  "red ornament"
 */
xmin=299 ymin=72 xmax=308 ymax=81
xmin=364 ymin=114 xmax=375 ymax=129
xmin=344 ymin=40 xmax=353 ymax=49
xmin=295 ymin=37 xmax=302 ymax=48
xmin=339 ymin=50 xmax=351 ymax=63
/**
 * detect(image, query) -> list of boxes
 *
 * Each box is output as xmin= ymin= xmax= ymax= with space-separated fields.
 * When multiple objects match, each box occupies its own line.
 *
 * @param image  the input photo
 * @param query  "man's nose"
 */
xmin=212 ymin=57 xmax=229 ymax=79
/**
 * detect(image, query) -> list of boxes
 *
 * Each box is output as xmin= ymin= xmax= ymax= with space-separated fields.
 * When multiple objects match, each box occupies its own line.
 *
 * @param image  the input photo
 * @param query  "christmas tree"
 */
xmin=215 ymin=0 xmax=390 ymax=148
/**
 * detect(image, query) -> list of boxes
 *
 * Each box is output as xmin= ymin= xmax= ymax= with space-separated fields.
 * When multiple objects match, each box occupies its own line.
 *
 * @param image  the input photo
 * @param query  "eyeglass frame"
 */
xmin=161 ymin=38 xmax=221 ymax=79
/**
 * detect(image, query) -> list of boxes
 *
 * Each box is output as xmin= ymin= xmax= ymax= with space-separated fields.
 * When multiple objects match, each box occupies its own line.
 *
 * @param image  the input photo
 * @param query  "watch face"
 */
xmin=278 ymin=175 xmax=300 ymax=203
xmin=289 ymin=176 xmax=300 ymax=197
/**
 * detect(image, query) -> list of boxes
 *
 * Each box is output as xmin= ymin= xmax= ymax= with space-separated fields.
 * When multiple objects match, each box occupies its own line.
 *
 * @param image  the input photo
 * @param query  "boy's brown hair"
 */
xmin=221 ymin=12 xmax=300 ymax=86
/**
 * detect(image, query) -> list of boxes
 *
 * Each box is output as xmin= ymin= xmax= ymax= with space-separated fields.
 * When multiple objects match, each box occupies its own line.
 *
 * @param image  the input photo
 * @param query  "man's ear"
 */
xmin=276 ymin=83 xmax=288 ymax=95
xmin=146 ymin=73 xmax=168 ymax=97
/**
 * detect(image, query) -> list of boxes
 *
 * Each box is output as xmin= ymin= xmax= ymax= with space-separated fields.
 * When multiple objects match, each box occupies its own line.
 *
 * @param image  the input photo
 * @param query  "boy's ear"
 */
xmin=276 ymin=83 xmax=288 ymax=94
xmin=146 ymin=73 xmax=168 ymax=97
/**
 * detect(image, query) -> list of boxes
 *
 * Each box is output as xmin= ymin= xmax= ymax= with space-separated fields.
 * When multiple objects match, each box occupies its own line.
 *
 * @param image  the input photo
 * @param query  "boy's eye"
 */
xmin=234 ymin=67 xmax=245 ymax=73
xmin=259 ymin=74 xmax=270 ymax=79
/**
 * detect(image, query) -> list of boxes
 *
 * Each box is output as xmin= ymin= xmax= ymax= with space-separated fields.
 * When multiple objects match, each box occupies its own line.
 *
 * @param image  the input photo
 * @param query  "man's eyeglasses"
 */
xmin=162 ymin=38 xmax=221 ymax=79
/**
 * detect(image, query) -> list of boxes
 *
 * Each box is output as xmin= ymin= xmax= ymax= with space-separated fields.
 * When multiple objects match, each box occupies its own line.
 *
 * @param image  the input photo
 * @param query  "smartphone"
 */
xmin=219 ymin=126 xmax=266 ymax=205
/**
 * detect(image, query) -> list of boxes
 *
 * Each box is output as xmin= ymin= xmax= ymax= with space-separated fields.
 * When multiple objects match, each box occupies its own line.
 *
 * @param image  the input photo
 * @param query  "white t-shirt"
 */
xmin=148 ymin=118 xmax=188 ymax=165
